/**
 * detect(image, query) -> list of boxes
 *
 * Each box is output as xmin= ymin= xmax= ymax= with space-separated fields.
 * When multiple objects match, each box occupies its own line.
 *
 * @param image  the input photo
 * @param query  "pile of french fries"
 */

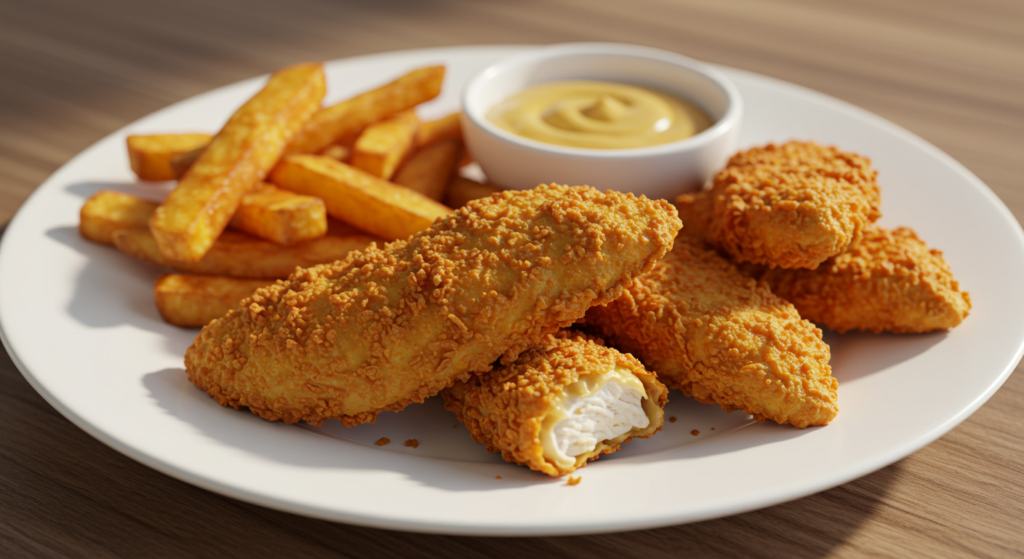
xmin=81 ymin=62 xmax=503 ymax=327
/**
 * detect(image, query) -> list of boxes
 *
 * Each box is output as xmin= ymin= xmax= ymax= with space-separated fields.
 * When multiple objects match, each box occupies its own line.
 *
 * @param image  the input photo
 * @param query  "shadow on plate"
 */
xmin=825 ymin=328 xmax=948 ymax=384
xmin=45 ymin=225 xmax=195 ymax=356
xmin=143 ymin=367 xmax=824 ymax=491
xmin=65 ymin=180 xmax=172 ymax=202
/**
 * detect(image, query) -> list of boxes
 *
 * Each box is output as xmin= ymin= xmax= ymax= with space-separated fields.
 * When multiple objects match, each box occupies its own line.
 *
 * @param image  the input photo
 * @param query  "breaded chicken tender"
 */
xmin=443 ymin=331 xmax=668 ymax=477
xmin=750 ymin=226 xmax=971 ymax=333
xmin=584 ymin=237 xmax=838 ymax=428
xmin=681 ymin=141 xmax=882 ymax=269
xmin=185 ymin=184 xmax=681 ymax=426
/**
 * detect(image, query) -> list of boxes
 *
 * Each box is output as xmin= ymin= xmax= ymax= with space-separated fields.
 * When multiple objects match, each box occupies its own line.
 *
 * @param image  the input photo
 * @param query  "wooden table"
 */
xmin=2 ymin=0 xmax=1022 ymax=556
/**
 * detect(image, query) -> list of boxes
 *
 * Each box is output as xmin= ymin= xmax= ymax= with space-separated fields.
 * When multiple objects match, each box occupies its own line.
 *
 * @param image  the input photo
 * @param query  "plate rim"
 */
xmin=1 ymin=43 xmax=1022 ymax=536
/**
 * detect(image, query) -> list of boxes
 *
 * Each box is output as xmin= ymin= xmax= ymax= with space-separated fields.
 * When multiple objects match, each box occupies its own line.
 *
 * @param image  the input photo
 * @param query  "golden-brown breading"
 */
xmin=583 ymin=236 xmax=838 ymax=428
xmin=442 ymin=331 xmax=668 ymax=477
xmin=750 ymin=226 xmax=971 ymax=333
xmin=686 ymin=141 xmax=882 ymax=269
xmin=185 ymin=184 xmax=681 ymax=426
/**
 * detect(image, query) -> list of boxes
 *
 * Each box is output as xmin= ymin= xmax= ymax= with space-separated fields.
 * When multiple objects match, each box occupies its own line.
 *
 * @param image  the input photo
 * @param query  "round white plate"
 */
xmin=2 ymin=46 xmax=1022 ymax=536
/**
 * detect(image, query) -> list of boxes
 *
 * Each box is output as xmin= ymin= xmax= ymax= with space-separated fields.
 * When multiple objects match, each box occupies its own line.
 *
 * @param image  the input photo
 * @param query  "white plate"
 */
xmin=2 ymin=46 xmax=1023 ymax=536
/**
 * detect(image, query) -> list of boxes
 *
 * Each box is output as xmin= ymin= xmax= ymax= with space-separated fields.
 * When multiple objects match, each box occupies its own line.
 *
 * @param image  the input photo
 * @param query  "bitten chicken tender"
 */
xmin=688 ymin=141 xmax=882 ymax=269
xmin=584 ymin=237 xmax=838 ymax=428
xmin=185 ymin=184 xmax=681 ymax=426
xmin=750 ymin=226 xmax=971 ymax=333
xmin=443 ymin=331 xmax=668 ymax=477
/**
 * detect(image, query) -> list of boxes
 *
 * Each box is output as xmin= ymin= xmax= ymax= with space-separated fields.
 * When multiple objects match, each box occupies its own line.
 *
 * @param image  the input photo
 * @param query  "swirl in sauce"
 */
xmin=487 ymin=80 xmax=711 ymax=149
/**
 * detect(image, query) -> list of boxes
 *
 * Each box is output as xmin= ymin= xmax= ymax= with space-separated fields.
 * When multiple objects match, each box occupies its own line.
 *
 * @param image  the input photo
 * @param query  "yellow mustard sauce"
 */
xmin=540 ymin=366 xmax=649 ymax=469
xmin=486 ymin=80 xmax=712 ymax=149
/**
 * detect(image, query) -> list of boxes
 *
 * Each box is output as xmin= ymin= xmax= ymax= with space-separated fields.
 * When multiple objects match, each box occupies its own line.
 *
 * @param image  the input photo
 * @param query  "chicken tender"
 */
xmin=751 ymin=226 xmax=971 ymax=333
xmin=584 ymin=237 xmax=838 ymax=428
xmin=443 ymin=331 xmax=668 ymax=477
xmin=185 ymin=184 xmax=681 ymax=426
xmin=687 ymin=141 xmax=882 ymax=269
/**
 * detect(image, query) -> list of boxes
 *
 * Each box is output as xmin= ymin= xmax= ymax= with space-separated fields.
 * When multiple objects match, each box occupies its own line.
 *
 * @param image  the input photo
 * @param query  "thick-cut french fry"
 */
xmin=80 ymin=188 xmax=327 ymax=248
xmin=443 ymin=176 xmax=504 ymax=208
xmin=169 ymin=145 xmax=207 ymax=179
xmin=270 ymin=155 xmax=453 ymax=241
xmin=320 ymin=144 xmax=352 ymax=163
xmin=155 ymin=274 xmax=273 ymax=328
xmin=79 ymin=190 xmax=159 ymax=245
xmin=113 ymin=227 xmax=375 ymax=279
xmin=284 ymin=66 xmax=445 ymax=156
xmin=350 ymin=110 xmax=419 ymax=179
xmin=150 ymin=63 xmax=326 ymax=263
xmin=393 ymin=138 xmax=463 ymax=201
xmin=319 ymin=132 xmax=357 ymax=163
xmin=415 ymin=113 xmax=462 ymax=147
xmin=127 ymin=134 xmax=213 ymax=181
xmin=229 ymin=183 xmax=327 ymax=246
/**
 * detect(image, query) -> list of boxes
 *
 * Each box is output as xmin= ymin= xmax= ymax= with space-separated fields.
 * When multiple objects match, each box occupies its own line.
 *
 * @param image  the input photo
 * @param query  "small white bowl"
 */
xmin=461 ymin=43 xmax=743 ymax=200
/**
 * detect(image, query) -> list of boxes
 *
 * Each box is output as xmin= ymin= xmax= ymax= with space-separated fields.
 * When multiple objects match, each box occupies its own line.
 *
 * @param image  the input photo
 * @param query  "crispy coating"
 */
xmin=750 ymin=226 xmax=971 ymax=333
xmin=584 ymin=237 xmax=838 ymax=428
xmin=689 ymin=141 xmax=882 ymax=269
xmin=185 ymin=184 xmax=681 ymax=426
xmin=442 ymin=331 xmax=668 ymax=477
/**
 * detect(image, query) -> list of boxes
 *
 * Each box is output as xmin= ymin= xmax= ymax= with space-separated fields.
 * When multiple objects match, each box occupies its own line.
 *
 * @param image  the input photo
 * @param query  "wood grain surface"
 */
xmin=1 ymin=0 xmax=1022 ymax=557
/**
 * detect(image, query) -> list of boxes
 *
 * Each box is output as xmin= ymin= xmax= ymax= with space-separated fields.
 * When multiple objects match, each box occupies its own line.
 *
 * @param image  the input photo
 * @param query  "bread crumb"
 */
xmin=452 ymin=424 xmax=458 ymax=429
xmin=711 ymin=427 xmax=715 ymax=430
xmin=669 ymin=416 xmax=677 ymax=423
xmin=495 ymin=476 xmax=501 ymax=479
xmin=566 ymin=476 xmax=582 ymax=486
xmin=375 ymin=437 xmax=390 ymax=446
xmin=405 ymin=439 xmax=419 ymax=448
xmin=690 ymin=429 xmax=699 ymax=436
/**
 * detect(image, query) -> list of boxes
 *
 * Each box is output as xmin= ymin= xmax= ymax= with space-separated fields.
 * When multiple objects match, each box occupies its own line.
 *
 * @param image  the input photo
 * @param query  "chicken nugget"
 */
xmin=584 ymin=236 xmax=838 ymax=428
xmin=689 ymin=141 xmax=881 ymax=269
xmin=185 ymin=184 xmax=681 ymax=426
xmin=443 ymin=331 xmax=668 ymax=477
xmin=751 ymin=226 xmax=970 ymax=333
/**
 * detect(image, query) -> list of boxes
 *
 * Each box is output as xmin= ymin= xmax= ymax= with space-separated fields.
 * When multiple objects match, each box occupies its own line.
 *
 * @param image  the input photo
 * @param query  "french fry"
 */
xmin=155 ymin=274 xmax=273 ymax=328
xmin=149 ymin=62 xmax=326 ymax=263
xmin=350 ymin=110 xmax=420 ymax=179
xmin=127 ymin=134 xmax=213 ymax=181
xmin=443 ymin=176 xmax=504 ymax=208
xmin=415 ymin=113 xmax=462 ymax=147
xmin=270 ymin=155 xmax=453 ymax=241
xmin=169 ymin=145 xmax=207 ymax=179
xmin=229 ymin=183 xmax=327 ymax=246
xmin=113 ymin=228 xmax=375 ymax=279
xmin=79 ymin=190 xmax=159 ymax=245
xmin=320 ymin=144 xmax=352 ymax=163
xmin=284 ymin=66 xmax=445 ymax=156
xmin=81 ymin=188 xmax=327 ymax=248
xmin=393 ymin=138 xmax=463 ymax=201
xmin=319 ymin=131 xmax=357 ymax=163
